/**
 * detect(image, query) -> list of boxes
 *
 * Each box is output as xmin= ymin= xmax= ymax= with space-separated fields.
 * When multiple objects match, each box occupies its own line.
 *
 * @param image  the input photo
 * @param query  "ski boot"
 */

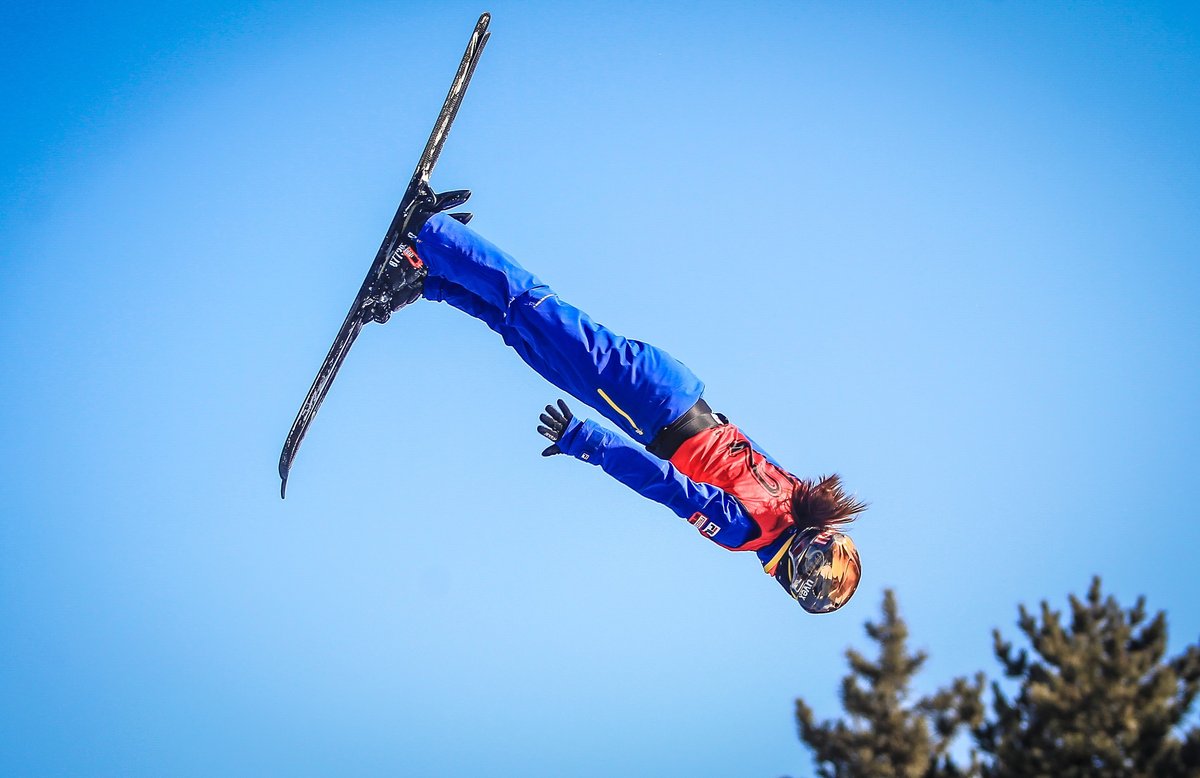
xmin=362 ymin=185 xmax=473 ymax=324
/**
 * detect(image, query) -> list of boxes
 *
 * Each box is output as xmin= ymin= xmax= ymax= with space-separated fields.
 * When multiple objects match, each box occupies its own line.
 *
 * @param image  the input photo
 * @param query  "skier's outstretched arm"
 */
xmin=536 ymin=401 xmax=758 ymax=549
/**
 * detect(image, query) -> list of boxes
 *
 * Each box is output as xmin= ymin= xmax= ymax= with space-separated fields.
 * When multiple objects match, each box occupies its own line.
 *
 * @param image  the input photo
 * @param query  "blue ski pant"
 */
xmin=416 ymin=213 xmax=704 ymax=447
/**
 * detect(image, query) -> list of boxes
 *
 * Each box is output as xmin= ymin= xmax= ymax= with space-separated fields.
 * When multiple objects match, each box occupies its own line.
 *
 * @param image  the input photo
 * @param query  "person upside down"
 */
xmin=390 ymin=199 xmax=868 ymax=614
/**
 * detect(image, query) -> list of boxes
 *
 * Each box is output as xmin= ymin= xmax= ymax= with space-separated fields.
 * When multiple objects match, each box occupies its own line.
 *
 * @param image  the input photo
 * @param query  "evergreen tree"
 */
xmin=971 ymin=576 xmax=1200 ymax=778
xmin=796 ymin=589 xmax=984 ymax=778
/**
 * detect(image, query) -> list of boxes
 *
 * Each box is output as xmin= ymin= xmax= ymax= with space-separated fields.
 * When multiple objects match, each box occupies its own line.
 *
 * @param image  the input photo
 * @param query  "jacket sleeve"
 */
xmin=555 ymin=417 xmax=759 ymax=549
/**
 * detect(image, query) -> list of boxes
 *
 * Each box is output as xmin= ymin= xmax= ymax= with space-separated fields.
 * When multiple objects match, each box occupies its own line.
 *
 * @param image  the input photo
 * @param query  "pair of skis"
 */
xmin=278 ymin=13 xmax=491 ymax=498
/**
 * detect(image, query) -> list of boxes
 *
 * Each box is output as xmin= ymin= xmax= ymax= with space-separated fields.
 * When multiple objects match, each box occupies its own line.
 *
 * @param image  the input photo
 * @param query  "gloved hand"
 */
xmin=536 ymin=399 xmax=574 ymax=457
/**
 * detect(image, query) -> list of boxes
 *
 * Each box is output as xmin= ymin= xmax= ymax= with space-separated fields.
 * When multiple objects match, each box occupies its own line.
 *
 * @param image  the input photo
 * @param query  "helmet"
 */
xmin=774 ymin=527 xmax=861 ymax=614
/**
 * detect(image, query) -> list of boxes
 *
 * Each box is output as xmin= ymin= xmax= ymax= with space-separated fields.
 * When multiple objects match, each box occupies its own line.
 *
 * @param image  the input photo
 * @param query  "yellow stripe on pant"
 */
xmin=597 ymin=388 xmax=644 ymax=436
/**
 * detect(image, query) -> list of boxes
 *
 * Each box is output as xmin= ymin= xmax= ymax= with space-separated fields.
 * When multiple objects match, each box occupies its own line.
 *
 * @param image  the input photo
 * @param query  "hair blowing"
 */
xmin=791 ymin=474 xmax=868 ymax=532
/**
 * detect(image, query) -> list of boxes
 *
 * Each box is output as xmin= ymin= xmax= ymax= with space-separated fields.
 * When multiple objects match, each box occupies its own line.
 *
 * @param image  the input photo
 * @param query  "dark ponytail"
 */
xmin=791 ymin=474 xmax=868 ymax=532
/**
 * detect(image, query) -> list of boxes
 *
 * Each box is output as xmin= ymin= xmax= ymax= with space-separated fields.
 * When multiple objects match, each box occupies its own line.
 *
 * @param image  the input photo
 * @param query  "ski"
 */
xmin=278 ymin=12 xmax=491 ymax=498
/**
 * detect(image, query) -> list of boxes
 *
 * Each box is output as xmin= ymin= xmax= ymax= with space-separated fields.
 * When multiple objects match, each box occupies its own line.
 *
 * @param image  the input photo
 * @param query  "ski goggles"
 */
xmin=774 ymin=527 xmax=861 ymax=614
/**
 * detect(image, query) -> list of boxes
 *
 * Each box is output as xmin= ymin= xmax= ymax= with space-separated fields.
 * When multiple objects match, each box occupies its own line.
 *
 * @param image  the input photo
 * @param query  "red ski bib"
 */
xmin=669 ymin=424 xmax=797 ymax=551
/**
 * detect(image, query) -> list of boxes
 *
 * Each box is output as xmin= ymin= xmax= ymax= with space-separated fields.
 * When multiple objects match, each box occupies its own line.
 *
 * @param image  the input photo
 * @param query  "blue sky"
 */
xmin=2 ymin=1 xmax=1198 ymax=775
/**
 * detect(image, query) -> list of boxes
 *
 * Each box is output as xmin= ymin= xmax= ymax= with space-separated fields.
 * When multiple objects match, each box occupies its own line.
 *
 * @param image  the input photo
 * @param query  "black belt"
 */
xmin=646 ymin=398 xmax=729 ymax=459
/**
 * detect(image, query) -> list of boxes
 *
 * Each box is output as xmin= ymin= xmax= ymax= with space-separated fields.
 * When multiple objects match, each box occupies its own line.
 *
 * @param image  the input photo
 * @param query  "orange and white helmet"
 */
xmin=773 ymin=527 xmax=861 ymax=614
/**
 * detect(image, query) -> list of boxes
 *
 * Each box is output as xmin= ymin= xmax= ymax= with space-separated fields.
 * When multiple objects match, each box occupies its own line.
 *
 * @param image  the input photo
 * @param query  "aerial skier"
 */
xmin=382 ymin=203 xmax=868 ymax=615
xmin=279 ymin=13 xmax=867 ymax=614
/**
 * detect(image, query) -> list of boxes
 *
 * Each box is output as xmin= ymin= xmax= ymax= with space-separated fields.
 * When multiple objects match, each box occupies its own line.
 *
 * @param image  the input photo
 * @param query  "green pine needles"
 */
xmin=795 ymin=589 xmax=984 ymax=778
xmin=794 ymin=579 xmax=1200 ymax=778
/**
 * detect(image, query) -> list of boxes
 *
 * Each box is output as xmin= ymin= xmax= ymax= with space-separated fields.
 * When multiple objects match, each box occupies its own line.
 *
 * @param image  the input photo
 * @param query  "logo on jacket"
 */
xmin=727 ymin=440 xmax=782 ymax=496
xmin=688 ymin=512 xmax=720 ymax=538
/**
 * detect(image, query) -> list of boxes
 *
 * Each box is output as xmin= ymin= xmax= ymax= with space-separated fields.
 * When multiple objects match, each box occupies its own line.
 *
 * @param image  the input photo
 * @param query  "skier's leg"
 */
xmin=418 ymin=214 xmax=544 ymax=315
xmin=416 ymin=214 xmax=703 ymax=446
xmin=423 ymin=278 xmax=506 ymax=332
xmin=504 ymin=291 xmax=704 ymax=447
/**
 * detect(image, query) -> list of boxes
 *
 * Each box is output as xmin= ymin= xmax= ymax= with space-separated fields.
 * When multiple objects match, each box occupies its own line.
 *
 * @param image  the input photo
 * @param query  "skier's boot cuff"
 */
xmin=370 ymin=185 xmax=469 ymax=324
xmin=403 ymin=185 xmax=472 ymax=242
xmin=450 ymin=212 xmax=473 ymax=224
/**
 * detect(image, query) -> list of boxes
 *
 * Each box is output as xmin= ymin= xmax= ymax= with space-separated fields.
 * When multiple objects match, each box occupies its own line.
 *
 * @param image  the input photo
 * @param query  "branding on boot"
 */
xmin=388 ymin=244 xmax=424 ymax=269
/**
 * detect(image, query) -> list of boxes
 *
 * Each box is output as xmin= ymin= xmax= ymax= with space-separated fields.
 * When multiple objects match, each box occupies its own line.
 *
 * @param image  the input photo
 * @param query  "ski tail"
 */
xmin=413 ymin=13 xmax=490 ymax=185
xmin=277 ymin=12 xmax=491 ymax=498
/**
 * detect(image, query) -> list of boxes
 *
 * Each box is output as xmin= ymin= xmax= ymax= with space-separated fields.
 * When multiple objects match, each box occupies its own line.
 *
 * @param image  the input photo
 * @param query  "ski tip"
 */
xmin=278 ymin=457 xmax=291 ymax=499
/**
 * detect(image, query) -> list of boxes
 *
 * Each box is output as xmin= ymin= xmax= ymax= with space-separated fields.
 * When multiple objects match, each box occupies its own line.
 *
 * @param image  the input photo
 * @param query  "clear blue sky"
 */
xmin=2 ymin=2 xmax=1198 ymax=775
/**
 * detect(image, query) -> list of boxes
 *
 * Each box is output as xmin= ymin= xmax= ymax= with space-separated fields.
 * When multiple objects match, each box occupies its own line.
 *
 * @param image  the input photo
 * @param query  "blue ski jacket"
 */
xmin=555 ymin=416 xmax=795 ymax=566
xmin=415 ymin=214 xmax=796 ymax=568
